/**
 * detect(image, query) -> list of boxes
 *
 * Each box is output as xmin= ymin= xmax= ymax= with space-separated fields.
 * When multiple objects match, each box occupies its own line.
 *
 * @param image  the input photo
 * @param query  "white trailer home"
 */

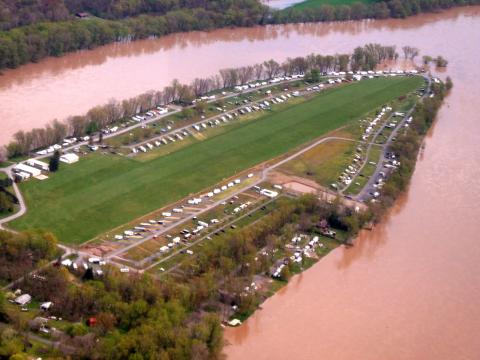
xmin=26 ymin=158 xmax=49 ymax=172
xmin=14 ymin=163 xmax=42 ymax=177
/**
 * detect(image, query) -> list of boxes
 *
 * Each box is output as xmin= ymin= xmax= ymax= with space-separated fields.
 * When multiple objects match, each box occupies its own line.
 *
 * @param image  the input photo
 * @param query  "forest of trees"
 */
xmin=0 ymin=0 xmax=266 ymax=30
xmin=0 ymin=0 xmax=477 ymax=71
xmin=0 ymin=229 xmax=59 ymax=283
xmin=0 ymin=0 xmax=266 ymax=69
xmin=3 ymin=44 xmax=398 ymax=158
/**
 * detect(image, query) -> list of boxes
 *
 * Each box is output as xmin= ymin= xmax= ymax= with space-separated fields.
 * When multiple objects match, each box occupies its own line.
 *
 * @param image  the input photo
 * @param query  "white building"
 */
xmin=14 ymin=163 xmax=42 ymax=177
xmin=26 ymin=158 xmax=49 ymax=172
xmin=59 ymin=153 xmax=79 ymax=164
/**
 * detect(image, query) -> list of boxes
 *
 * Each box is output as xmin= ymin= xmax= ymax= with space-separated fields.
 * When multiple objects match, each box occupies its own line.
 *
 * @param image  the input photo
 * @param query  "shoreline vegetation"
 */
xmin=3 ymin=43 xmax=399 ymax=159
xmin=0 ymin=0 xmax=477 ymax=71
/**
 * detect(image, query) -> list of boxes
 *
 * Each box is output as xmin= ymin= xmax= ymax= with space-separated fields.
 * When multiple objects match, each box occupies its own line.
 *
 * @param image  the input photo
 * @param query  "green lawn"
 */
xmin=293 ymin=0 xmax=374 ymax=9
xmin=279 ymin=138 xmax=357 ymax=187
xmin=9 ymin=77 xmax=422 ymax=244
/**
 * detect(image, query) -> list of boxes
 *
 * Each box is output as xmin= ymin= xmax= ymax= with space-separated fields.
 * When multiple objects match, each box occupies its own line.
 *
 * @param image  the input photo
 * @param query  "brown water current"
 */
xmin=224 ymin=7 xmax=480 ymax=360
xmin=1 ymin=6 xmax=480 ymax=359
xmin=0 ymin=7 xmax=478 ymax=145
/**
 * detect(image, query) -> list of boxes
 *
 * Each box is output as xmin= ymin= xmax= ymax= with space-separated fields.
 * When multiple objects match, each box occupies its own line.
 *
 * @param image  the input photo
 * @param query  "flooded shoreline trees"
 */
xmin=4 ymin=44 xmax=399 ymax=159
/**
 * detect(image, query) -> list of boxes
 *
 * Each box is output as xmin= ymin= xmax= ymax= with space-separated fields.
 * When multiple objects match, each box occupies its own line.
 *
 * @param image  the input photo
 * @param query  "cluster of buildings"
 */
xmin=13 ymin=153 xmax=79 ymax=181
xmin=271 ymin=234 xmax=325 ymax=278
xmin=334 ymin=106 xmax=394 ymax=190
xmin=132 ymin=80 xmax=311 ymax=156
xmin=132 ymin=129 xmax=191 ymax=154
xmin=131 ymin=106 xmax=168 ymax=123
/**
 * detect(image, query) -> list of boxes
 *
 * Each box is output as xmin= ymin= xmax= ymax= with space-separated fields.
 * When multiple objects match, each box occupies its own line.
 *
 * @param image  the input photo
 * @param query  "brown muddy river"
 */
xmin=224 ymin=7 xmax=480 ymax=360
xmin=1 ymin=6 xmax=480 ymax=359
xmin=0 ymin=7 xmax=477 ymax=145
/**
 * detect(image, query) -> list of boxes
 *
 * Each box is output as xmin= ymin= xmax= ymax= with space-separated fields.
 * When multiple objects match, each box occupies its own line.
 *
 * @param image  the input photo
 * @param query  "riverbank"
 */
xmin=225 ymin=74 xmax=463 ymax=360
xmin=0 ymin=0 xmax=477 ymax=74
xmin=221 ymin=76 xmax=443 ymax=328
xmin=0 ymin=6 xmax=478 ymax=146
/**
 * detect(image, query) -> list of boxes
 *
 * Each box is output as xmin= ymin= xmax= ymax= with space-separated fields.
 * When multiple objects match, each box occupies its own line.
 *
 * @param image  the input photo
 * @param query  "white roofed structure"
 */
xmin=26 ymin=158 xmax=49 ymax=171
xmin=14 ymin=163 xmax=42 ymax=177
xmin=60 ymin=153 xmax=79 ymax=164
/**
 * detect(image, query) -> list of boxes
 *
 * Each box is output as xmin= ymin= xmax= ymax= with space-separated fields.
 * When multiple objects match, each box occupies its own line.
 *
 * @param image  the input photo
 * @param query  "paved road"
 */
xmin=0 ymin=167 xmax=26 ymax=229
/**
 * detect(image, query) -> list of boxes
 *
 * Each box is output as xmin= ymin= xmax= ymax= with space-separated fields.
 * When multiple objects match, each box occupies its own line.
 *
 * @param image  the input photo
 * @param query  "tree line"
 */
xmin=3 ymin=43 xmax=398 ymax=159
xmin=272 ymin=0 xmax=480 ymax=23
xmin=0 ymin=0 xmax=477 ymax=71
xmin=0 ymin=0 xmax=265 ymax=31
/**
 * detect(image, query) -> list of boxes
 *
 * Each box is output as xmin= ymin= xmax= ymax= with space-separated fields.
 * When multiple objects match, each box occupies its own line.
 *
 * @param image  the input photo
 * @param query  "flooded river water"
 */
xmin=0 ymin=7 xmax=478 ymax=145
xmin=1 ymin=6 xmax=480 ymax=359
xmin=224 ymin=7 xmax=480 ymax=360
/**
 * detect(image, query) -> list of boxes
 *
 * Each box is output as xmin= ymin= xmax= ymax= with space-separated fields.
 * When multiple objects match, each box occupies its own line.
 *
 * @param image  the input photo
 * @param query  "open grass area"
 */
xmin=9 ymin=77 xmax=422 ymax=244
xmin=278 ymin=138 xmax=357 ymax=187
xmin=293 ymin=0 xmax=375 ymax=9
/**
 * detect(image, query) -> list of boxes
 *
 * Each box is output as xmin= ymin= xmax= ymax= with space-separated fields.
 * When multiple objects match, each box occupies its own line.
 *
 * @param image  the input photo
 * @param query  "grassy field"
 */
xmin=292 ymin=0 xmax=374 ymax=9
xmin=278 ymin=138 xmax=357 ymax=187
xmin=9 ymin=77 xmax=423 ymax=244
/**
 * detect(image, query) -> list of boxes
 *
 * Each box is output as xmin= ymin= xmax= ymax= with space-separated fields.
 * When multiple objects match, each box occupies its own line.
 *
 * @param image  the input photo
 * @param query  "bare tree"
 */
xmin=0 ymin=146 xmax=7 ymax=163
xmin=263 ymin=59 xmax=280 ymax=79
xmin=253 ymin=63 xmax=264 ymax=80
xmin=68 ymin=116 xmax=88 ymax=137
xmin=238 ymin=66 xmax=254 ymax=84
xmin=121 ymin=98 xmax=137 ymax=117
xmin=402 ymin=46 xmax=419 ymax=60
xmin=177 ymin=84 xmax=194 ymax=103
xmin=191 ymin=77 xmax=213 ymax=97
xmin=410 ymin=47 xmax=419 ymax=61
xmin=219 ymin=69 xmax=231 ymax=88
